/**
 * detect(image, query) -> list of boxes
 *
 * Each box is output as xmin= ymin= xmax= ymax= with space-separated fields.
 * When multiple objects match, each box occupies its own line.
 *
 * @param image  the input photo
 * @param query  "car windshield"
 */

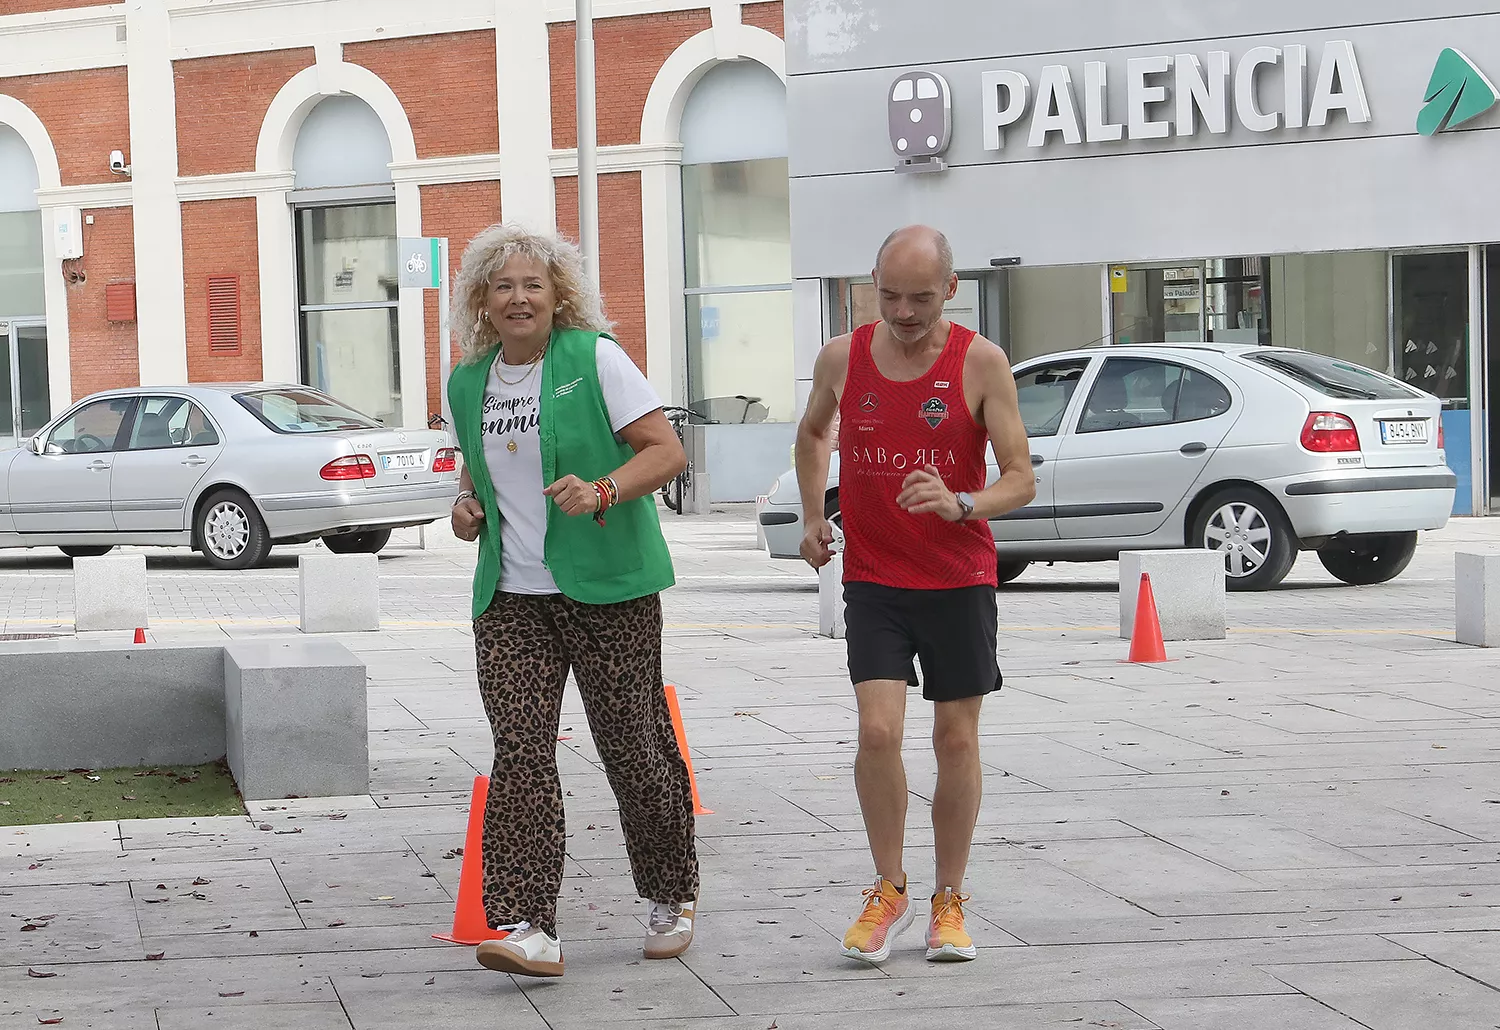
xmin=1243 ymin=351 xmax=1421 ymax=401
xmin=235 ymin=389 xmax=383 ymax=433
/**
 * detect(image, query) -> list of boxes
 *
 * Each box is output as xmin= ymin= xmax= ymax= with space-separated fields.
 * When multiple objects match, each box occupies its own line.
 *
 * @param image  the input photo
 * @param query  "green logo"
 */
xmin=1419 ymin=47 xmax=1498 ymax=135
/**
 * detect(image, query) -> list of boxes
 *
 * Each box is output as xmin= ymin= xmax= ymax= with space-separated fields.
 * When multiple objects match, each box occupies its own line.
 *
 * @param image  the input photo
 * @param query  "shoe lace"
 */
xmin=493 ymin=920 xmax=532 ymax=937
xmin=854 ymin=886 xmax=892 ymax=929
xmin=932 ymin=891 xmax=970 ymax=932
xmin=648 ymin=902 xmax=682 ymax=932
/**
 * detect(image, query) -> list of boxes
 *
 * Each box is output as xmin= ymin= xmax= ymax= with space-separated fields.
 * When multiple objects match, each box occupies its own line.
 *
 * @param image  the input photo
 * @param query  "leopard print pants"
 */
xmin=473 ymin=590 xmax=699 ymax=936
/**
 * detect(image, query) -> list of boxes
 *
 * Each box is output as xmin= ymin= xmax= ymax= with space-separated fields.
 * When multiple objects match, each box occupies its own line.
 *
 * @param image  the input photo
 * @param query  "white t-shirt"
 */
xmin=480 ymin=337 xmax=662 ymax=595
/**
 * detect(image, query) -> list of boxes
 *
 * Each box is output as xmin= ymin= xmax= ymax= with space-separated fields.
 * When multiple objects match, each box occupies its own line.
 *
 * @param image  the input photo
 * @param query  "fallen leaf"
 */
xmin=38 ymin=1018 xmax=63 ymax=1026
xmin=249 ymin=931 xmax=259 ymax=938
xmin=325 ymin=814 xmax=348 ymax=821
xmin=372 ymin=896 xmax=396 ymax=901
xmin=420 ymin=871 xmax=436 ymax=878
xmin=756 ymin=919 xmax=779 ymax=925
xmin=156 ymin=884 xmax=168 ymax=890
xmin=360 ymin=973 xmax=383 ymax=978
xmin=612 ymin=988 xmax=625 ymax=994
xmin=86 ymin=776 xmax=101 ymax=783
xmin=121 ymin=795 xmax=136 ymax=801
xmin=20 ymin=923 xmax=45 ymax=931
xmin=193 ymin=877 xmax=212 ymax=886
xmin=27 ymin=968 xmax=58 ymax=978
xmin=145 ymin=952 xmax=165 ymax=961
xmin=327 ymin=920 xmax=346 ymax=928
xmin=143 ymin=898 xmax=168 ymax=905
xmin=218 ymin=991 xmax=245 ymax=998
xmin=273 ymin=828 xmax=303 ymax=835
xmin=424 ymin=976 xmax=436 ymax=986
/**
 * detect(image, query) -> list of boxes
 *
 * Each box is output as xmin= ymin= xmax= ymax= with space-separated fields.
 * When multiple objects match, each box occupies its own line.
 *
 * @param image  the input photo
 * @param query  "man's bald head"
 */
xmin=874 ymin=225 xmax=955 ymax=283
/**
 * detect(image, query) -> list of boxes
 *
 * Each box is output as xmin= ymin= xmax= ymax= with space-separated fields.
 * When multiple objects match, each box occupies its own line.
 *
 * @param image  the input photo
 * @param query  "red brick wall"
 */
xmin=550 ymin=10 xmax=711 ymax=150
xmin=419 ymin=180 xmax=502 ymax=418
xmin=68 ymin=207 xmax=138 ymax=399
xmin=174 ymin=49 xmax=314 ymax=177
xmin=180 ymin=199 xmax=262 ymax=383
xmin=554 ymin=173 xmax=646 ymax=373
xmin=346 ymin=32 xmax=498 ymax=159
xmin=741 ymin=2 xmax=785 ymax=37
xmin=0 ymin=0 xmax=103 ymax=12
xmin=0 ymin=68 xmax=129 ymax=186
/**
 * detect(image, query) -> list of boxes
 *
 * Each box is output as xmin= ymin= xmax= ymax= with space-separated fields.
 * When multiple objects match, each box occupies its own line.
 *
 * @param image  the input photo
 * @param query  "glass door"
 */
xmin=0 ymin=319 xmax=49 ymax=450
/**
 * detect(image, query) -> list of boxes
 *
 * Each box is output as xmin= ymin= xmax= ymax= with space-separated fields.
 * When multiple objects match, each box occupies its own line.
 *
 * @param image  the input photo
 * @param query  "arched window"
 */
xmin=0 ymin=122 xmax=48 ymax=449
xmin=291 ymin=96 xmax=400 ymax=425
xmin=679 ymin=60 xmax=791 ymax=424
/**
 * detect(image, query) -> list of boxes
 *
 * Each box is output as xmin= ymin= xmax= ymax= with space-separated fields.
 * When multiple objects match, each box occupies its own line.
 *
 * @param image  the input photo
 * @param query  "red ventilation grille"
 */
xmin=104 ymin=280 xmax=136 ymax=323
xmin=207 ymin=276 xmax=240 ymax=354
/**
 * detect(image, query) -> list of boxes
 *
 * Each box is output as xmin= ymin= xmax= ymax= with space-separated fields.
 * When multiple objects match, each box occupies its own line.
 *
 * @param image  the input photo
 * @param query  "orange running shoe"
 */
xmin=841 ymin=876 xmax=914 ymax=964
xmin=926 ymin=887 xmax=977 ymax=961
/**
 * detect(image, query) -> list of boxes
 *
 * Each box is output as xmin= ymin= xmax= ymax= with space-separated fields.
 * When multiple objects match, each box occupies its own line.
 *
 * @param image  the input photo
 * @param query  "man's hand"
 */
xmin=800 ymin=517 xmax=836 ymax=569
xmin=897 ymin=465 xmax=964 ymax=521
xmin=452 ymin=496 xmax=485 ymax=542
xmin=544 ymin=475 xmax=602 ymax=517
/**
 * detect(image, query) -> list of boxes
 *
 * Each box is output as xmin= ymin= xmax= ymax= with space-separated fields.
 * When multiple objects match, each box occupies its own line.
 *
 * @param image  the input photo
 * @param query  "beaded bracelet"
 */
xmin=592 ymin=476 xmax=620 ymax=526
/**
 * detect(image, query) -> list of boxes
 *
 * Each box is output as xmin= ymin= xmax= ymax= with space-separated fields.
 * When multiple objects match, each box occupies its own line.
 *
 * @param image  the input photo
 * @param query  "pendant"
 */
xmin=507 ymin=439 xmax=518 ymax=453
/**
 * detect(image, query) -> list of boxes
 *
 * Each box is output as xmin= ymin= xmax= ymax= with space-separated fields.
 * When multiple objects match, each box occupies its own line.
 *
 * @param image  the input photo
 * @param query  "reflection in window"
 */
xmin=128 ymin=397 xmax=221 ymax=450
xmin=1014 ymin=360 xmax=1088 ymax=437
xmin=1394 ymin=251 xmax=1469 ymax=405
xmin=49 ymin=398 xmax=131 ymax=453
xmin=1079 ymin=359 xmax=1231 ymax=433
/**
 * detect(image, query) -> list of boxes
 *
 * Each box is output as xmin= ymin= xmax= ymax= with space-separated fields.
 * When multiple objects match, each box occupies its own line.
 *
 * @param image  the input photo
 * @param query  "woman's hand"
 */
xmin=544 ymin=475 xmax=602 ymax=517
xmin=452 ymin=496 xmax=486 ymax=541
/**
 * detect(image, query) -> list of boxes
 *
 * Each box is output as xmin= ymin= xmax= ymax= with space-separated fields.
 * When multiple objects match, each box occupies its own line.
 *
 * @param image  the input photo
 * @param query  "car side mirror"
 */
xmin=28 ymin=436 xmax=44 ymax=455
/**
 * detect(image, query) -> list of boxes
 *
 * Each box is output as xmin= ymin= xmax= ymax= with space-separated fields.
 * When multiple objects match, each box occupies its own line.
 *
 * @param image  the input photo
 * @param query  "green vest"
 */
xmin=447 ymin=328 xmax=676 ymax=617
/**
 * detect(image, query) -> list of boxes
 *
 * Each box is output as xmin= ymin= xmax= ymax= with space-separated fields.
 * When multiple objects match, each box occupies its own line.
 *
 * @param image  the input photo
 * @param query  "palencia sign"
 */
xmin=975 ymin=40 xmax=1369 ymax=150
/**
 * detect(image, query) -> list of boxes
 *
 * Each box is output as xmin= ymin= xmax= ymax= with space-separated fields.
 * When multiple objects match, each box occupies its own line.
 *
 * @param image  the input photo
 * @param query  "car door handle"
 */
xmin=1031 ymin=454 xmax=1045 ymax=467
xmin=181 ymin=456 xmax=208 ymax=467
xmin=87 ymin=460 xmax=111 ymax=471
xmin=1180 ymin=442 xmax=1208 ymax=455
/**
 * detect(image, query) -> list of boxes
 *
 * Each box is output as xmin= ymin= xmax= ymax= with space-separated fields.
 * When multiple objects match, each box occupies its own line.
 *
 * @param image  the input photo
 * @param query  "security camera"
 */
xmin=109 ymin=150 xmax=131 ymax=176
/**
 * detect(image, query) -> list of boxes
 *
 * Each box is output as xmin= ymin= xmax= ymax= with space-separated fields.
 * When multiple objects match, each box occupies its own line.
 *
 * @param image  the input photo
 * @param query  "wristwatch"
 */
xmin=454 ymin=490 xmax=477 ymax=507
xmin=955 ymin=492 xmax=975 ymax=521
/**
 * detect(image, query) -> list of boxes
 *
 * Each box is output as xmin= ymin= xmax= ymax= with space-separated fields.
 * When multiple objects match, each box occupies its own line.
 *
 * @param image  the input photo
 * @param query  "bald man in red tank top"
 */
xmin=796 ymin=226 xmax=1035 ymax=966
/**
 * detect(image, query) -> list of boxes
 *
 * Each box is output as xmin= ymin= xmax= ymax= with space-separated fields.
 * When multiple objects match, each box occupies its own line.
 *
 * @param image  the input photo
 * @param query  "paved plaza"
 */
xmin=2 ymin=511 xmax=1499 ymax=1029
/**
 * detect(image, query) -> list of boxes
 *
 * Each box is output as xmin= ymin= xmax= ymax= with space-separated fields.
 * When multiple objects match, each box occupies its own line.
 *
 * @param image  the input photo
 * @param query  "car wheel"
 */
xmin=323 ymin=529 xmax=393 ymax=555
xmin=996 ymin=558 xmax=1030 ymax=586
xmin=1317 ymin=532 xmax=1417 ymax=586
xmin=59 ymin=545 xmax=114 ymax=559
xmin=196 ymin=489 xmax=272 ymax=570
xmin=1192 ymin=487 xmax=1297 ymax=591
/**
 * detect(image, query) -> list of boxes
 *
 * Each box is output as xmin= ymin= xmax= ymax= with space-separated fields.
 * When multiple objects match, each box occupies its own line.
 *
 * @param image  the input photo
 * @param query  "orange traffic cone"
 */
xmin=432 ymin=775 xmax=509 ymax=946
xmin=1126 ymin=573 xmax=1169 ymax=664
xmin=133 ymin=628 xmax=146 ymax=644
xmin=664 ymin=684 xmax=712 ymax=816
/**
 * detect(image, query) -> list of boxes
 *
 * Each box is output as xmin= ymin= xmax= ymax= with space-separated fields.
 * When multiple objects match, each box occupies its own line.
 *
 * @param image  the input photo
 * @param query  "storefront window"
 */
xmin=1393 ymin=251 xmax=1470 ymax=404
xmin=295 ymin=203 xmax=400 ymax=425
xmin=1270 ymin=251 xmax=1388 ymax=367
xmin=683 ymin=158 xmax=793 ymax=422
xmin=0 ymin=211 xmax=44 ymax=318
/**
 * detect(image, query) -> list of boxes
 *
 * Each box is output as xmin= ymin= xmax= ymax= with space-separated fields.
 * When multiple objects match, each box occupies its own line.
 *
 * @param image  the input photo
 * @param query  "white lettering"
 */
xmin=1028 ymin=64 xmax=1083 ymax=148
xmin=1283 ymin=44 xmax=1308 ymax=129
xmin=1235 ymin=46 xmax=1282 ymax=132
xmin=1127 ymin=55 xmax=1174 ymax=139
xmin=981 ymin=70 xmax=1030 ymax=151
xmin=892 ymin=452 xmax=909 ymax=471
xmin=1175 ymin=51 xmax=1230 ymax=135
xmin=1083 ymin=61 xmax=1124 ymax=143
xmin=1307 ymin=40 xmax=1370 ymax=127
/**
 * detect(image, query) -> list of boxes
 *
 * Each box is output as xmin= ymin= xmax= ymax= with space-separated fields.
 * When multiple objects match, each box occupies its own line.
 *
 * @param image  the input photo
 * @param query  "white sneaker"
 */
xmin=475 ymin=922 xmax=564 ymax=977
xmin=643 ymin=900 xmax=695 ymax=959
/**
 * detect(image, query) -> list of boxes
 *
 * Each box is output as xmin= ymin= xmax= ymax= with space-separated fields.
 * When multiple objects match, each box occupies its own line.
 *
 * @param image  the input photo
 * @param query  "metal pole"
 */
xmin=1469 ymin=244 xmax=1486 ymax=516
xmin=438 ymin=237 xmax=453 ymax=438
xmin=576 ymin=0 xmax=600 ymax=285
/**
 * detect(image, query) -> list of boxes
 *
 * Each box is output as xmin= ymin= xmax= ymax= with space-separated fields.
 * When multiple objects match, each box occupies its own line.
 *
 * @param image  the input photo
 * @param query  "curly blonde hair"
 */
xmin=454 ymin=222 xmax=613 ymax=363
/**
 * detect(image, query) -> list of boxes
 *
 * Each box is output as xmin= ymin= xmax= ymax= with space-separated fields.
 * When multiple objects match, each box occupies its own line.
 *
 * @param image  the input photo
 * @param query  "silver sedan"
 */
xmin=0 ymin=384 xmax=459 ymax=569
xmin=760 ymin=344 xmax=1456 ymax=590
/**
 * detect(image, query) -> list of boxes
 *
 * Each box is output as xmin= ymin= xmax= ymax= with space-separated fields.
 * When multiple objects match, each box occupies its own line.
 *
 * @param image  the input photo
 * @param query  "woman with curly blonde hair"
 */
xmin=446 ymin=222 xmax=699 ymax=978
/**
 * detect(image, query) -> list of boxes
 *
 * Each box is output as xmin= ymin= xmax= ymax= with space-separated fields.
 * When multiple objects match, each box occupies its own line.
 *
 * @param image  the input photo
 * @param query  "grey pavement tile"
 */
xmin=514 ymin=940 xmax=735 ymax=1027
xmin=274 ymin=849 xmax=453 ymax=912
xmin=1133 ymin=882 xmax=1500 ymax=917
xmin=131 ymin=859 xmax=300 ymax=937
xmin=1390 ymin=930 xmax=1500 ymax=987
xmin=675 ymin=906 xmax=891 ymax=986
xmin=1261 ymin=958 xmax=1500 ymax=1030
xmin=3 ymin=823 xmax=122 ymax=856
xmin=0 ymin=881 xmax=142 ymax=966
xmin=332 ymin=970 xmax=551 ymax=1030
xmin=369 ymin=748 xmax=483 ymax=794
xmin=1026 ymin=835 xmax=1266 ymax=896
xmin=2 ymin=1007 xmax=159 ymax=1030
xmin=156 ymin=1002 xmax=354 ymax=1029
xmin=1123 ymin=993 xmax=1367 ymax=1029
xmin=1125 ymin=815 xmax=1376 ymax=872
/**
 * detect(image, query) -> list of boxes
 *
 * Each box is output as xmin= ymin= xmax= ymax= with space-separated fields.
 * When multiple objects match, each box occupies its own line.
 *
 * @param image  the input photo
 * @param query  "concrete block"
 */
xmin=1120 ymin=549 xmax=1226 ymax=642
xmin=818 ymin=526 xmax=846 ymax=639
xmin=73 ymin=553 xmax=147 ymax=632
xmin=299 ymin=553 xmax=379 ymax=633
xmin=1456 ymin=550 xmax=1500 ymax=647
xmin=224 ymin=639 xmax=368 ymax=800
xmin=0 ymin=644 xmax=225 ymax=769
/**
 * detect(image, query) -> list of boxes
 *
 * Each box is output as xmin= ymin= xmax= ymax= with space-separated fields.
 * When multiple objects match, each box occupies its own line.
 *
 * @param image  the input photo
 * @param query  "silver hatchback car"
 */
xmin=0 ymin=384 xmax=458 ymax=569
xmin=760 ymin=344 xmax=1456 ymax=590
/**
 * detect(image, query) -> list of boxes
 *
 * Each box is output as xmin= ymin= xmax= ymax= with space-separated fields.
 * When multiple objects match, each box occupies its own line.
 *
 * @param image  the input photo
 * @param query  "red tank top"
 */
xmin=838 ymin=322 xmax=997 ymax=590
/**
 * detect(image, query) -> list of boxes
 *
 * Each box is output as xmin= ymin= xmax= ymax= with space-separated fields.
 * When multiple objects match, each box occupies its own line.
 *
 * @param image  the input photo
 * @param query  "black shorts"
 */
xmin=844 ymin=581 xmax=1002 ymax=703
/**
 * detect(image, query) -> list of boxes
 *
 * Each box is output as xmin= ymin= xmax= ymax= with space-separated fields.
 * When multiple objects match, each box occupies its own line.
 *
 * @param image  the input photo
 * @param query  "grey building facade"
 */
xmin=786 ymin=1 xmax=1500 ymax=515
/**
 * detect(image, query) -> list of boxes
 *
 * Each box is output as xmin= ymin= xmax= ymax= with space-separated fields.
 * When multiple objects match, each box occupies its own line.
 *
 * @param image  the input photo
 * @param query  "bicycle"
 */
xmin=659 ymin=405 xmax=715 ymax=514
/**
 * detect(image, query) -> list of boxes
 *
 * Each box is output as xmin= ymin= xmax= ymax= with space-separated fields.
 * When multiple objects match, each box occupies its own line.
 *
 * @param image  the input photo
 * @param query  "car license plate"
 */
xmin=1379 ymin=419 xmax=1429 ymax=445
xmin=381 ymin=451 xmax=427 ymax=471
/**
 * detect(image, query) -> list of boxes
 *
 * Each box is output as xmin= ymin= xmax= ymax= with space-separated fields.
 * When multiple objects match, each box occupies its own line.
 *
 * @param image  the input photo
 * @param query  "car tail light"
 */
xmin=433 ymin=447 xmax=457 ymax=473
xmin=320 ymin=454 xmax=376 ymax=480
xmin=1438 ymin=419 xmax=1445 ymax=450
xmin=1300 ymin=412 xmax=1361 ymax=453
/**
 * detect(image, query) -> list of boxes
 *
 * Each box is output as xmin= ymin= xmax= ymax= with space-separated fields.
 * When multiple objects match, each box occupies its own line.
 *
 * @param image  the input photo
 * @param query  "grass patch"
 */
xmin=0 ymin=761 xmax=245 ymax=826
